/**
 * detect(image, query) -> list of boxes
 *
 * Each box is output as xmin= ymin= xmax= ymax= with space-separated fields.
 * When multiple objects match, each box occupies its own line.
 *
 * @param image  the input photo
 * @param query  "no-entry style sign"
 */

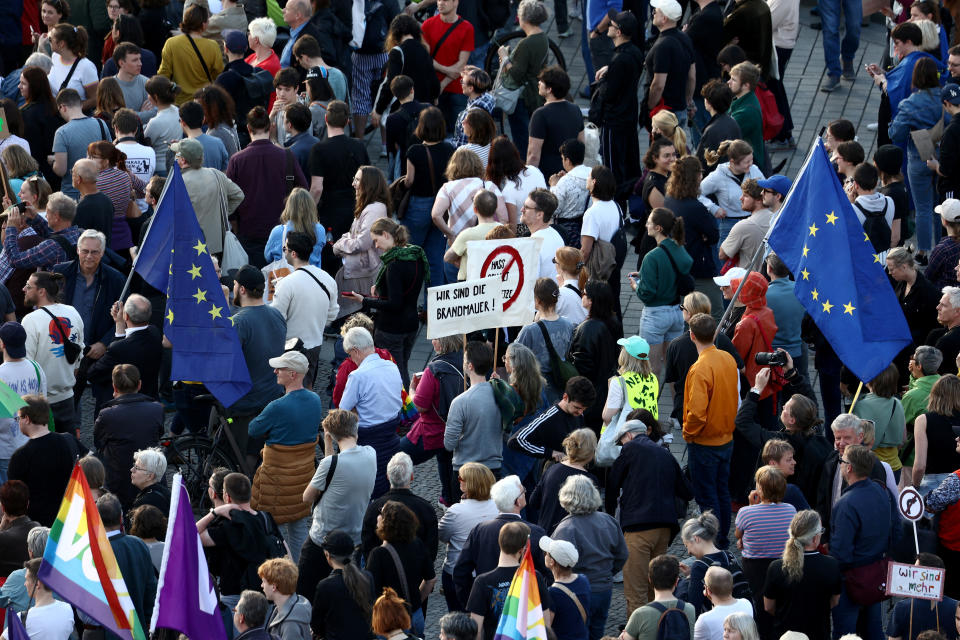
xmin=466 ymin=237 xmax=542 ymax=327
xmin=899 ymin=487 xmax=924 ymax=522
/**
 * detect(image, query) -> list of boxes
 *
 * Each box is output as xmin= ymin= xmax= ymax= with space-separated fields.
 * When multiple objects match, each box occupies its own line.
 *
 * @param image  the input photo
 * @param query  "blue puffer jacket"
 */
xmin=889 ymin=88 xmax=942 ymax=157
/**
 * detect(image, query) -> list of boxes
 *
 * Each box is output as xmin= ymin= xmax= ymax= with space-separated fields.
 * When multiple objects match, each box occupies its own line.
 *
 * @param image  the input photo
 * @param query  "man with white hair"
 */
xmin=927 ymin=286 xmax=960 ymax=374
xmin=339 ymin=326 xmax=403 ymax=499
xmin=3 ymin=192 xmax=82 ymax=271
xmin=902 ymin=346 xmax=942 ymax=429
xmin=360 ymin=451 xmax=439 ymax=560
xmin=453 ymin=474 xmax=549 ymax=604
xmin=815 ymin=413 xmax=893 ymax=546
xmin=130 ymin=446 xmax=170 ymax=514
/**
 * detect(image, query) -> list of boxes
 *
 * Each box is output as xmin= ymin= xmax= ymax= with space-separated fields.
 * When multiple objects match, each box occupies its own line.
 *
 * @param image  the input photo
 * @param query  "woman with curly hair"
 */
xmin=486 ymin=136 xmax=547 ymax=230
xmin=366 ymin=501 xmax=436 ymax=635
xmin=333 ymin=165 xmax=390 ymax=318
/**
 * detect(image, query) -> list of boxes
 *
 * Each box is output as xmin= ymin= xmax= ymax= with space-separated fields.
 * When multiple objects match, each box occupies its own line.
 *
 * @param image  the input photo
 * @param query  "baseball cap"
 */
xmin=233 ymin=264 xmax=265 ymax=291
xmin=0 ymin=322 xmax=26 ymax=359
xmin=936 ymin=199 xmax=960 ymax=222
xmin=943 ymin=83 xmax=960 ymax=105
xmin=608 ymin=10 xmax=639 ymax=37
xmin=650 ymin=0 xmax=683 ymax=21
xmin=713 ymin=266 xmax=747 ymax=287
xmin=222 ymin=29 xmax=247 ymax=55
xmin=320 ymin=530 xmax=355 ymax=556
xmin=617 ymin=335 xmax=650 ymax=360
xmin=268 ymin=350 xmax=309 ymax=374
xmin=757 ymin=174 xmax=792 ymax=197
xmin=779 ymin=633 xmax=810 ymax=640
xmin=538 ymin=536 xmax=579 ymax=568
xmin=169 ymin=138 xmax=203 ymax=166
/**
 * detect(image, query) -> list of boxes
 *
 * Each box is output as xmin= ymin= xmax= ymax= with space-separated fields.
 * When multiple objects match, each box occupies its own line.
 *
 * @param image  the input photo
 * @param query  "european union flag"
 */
xmin=133 ymin=165 xmax=251 ymax=406
xmin=767 ymin=140 xmax=912 ymax=383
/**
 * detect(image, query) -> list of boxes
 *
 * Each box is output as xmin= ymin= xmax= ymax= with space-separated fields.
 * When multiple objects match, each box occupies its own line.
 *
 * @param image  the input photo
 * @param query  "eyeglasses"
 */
xmin=839 ymin=459 xmax=850 ymax=465
xmin=131 ymin=465 xmax=148 ymax=472
xmin=679 ymin=303 xmax=686 ymax=311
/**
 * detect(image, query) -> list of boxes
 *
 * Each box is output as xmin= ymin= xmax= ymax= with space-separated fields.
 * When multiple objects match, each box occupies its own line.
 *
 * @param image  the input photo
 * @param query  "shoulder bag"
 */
xmin=492 ymin=41 xmax=549 ymax=116
xmin=536 ymin=320 xmax=577 ymax=390
xmin=382 ymin=541 xmax=412 ymax=605
xmin=596 ymin=376 xmax=630 ymax=467
xmin=552 ymin=582 xmax=587 ymax=622
xmin=40 ymin=307 xmax=82 ymax=364
xmin=661 ymin=245 xmax=695 ymax=303
xmin=429 ymin=18 xmax=464 ymax=57
xmin=185 ymin=33 xmax=214 ymax=84
xmin=58 ymin=56 xmax=81 ymax=92
xmin=213 ymin=170 xmax=248 ymax=272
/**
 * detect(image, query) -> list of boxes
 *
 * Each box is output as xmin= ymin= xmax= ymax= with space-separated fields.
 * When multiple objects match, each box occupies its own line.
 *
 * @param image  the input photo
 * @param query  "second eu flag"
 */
xmin=767 ymin=140 xmax=911 ymax=383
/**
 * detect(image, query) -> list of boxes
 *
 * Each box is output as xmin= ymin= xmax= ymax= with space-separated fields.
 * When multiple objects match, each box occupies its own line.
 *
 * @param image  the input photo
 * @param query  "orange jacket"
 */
xmin=682 ymin=345 xmax=740 ymax=446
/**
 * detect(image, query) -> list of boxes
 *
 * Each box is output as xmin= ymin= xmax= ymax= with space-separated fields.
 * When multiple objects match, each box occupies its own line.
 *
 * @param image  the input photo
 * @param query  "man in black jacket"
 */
xmin=930 ymin=83 xmax=960 ymax=200
xmin=97 ymin=493 xmax=157 ymax=634
xmin=607 ymin=417 xmax=692 ymax=613
xmin=87 ymin=294 xmax=163 ymax=412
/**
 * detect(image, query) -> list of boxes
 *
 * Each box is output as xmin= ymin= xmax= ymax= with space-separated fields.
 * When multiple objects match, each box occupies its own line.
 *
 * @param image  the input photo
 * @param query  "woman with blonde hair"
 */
xmin=601 ymin=335 xmax=660 ymax=436
xmin=723 ymin=612 xmax=760 ymax=640
xmin=333 ymin=165 xmax=390 ymax=317
xmin=554 ymin=246 xmax=588 ymax=325
xmin=1 ymin=146 xmax=40 ymax=199
xmin=652 ymin=110 xmax=689 ymax=156
xmin=438 ymin=462 xmax=498 ymax=610
xmin=527 ymin=426 xmax=599 ymax=533
xmin=264 ymin=187 xmax=326 ymax=266
xmin=762 ymin=510 xmax=840 ymax=640
xmin=735 ymin=466 xmax=796 ymax=605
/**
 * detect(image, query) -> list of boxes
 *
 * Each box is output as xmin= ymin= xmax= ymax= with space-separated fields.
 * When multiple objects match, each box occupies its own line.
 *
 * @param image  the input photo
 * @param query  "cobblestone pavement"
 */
xmin=76 ymin=3 xmax=895 ymax=636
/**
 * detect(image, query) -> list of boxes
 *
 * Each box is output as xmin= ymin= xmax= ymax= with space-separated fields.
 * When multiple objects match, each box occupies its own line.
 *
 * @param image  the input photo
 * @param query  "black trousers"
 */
xmin=296 ymin=536 xmax=335 ymax=599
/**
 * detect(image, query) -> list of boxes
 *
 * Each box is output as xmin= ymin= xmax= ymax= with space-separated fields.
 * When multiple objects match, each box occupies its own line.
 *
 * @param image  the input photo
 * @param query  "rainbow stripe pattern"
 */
xmin=38 ymin=464 xmax=147 ymax=640
xmin=493 ymin=541 xmax=548 ymax=640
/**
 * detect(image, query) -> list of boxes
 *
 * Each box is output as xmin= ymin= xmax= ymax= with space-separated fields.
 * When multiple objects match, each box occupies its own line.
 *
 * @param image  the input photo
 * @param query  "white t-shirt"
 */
xmin=532 ymin=226 xmax=565 ymax=279
xmin=48 ymin=54 xmax=99 ymax=99
xmin=22 ymin=303 xmax=85 ymax=403
xmin=581 ymin=199 xmax=621 ymax=242
xmin=501 ymin=165 xmax=547 ymax=212
xmin=557 ymin=279 xmax=587 ymax=325
xmin=271 ymin=265 xmax=340 ymax=349
xmin=693 ymin=599 xmax=754 ymax=640
xmin=116 ymin=140 xmax=157 ymax=212
xmin=5 ymin=600 xmax=75 ymax=640
xmin=0 ymin=359 xmax=47 ymax=460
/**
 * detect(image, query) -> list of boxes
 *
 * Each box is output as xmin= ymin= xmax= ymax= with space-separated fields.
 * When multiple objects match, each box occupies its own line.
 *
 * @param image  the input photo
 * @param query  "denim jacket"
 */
xmin=889 ymin=88 xmax=942 ymax=157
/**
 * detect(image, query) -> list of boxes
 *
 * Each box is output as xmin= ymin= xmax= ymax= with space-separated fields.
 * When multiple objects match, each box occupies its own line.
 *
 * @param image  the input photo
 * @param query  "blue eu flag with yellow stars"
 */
xmin=767 ymin=140 xmax=911 ymax=383
xmin=134 ymin=165 xmax=251 ymax=406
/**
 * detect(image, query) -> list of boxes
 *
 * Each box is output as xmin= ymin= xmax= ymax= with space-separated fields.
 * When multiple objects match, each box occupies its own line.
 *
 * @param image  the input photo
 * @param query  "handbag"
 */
xmin=661 ymin=245 xmax=695 ymax=303
xmin=536 ymin=321 xmax=577 ymax=390
xmin=596 ymin=376 xmax=630 ymax=466
xmin=492 ymin=65 xmax=523 ymax=116
xmin=843 ymin=558 xmax=889 ymax=605
xmin=382 ymin=542 xmax=412 ymax=605
xmin=389 ymin=175 xmax=411 ymax=219
xmin=213 ymin=170 xmax=249 ymax=271
xmin=40 ymin=307 xmax=82 ymax=364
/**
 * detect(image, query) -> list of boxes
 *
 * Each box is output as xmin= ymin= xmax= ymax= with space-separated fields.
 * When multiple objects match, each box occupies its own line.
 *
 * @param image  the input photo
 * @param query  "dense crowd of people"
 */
xmin=4 ymin=0 xmax=960 ymax=639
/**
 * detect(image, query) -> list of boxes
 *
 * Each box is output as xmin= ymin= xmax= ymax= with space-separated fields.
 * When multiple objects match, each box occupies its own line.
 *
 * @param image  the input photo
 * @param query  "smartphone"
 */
xmin=14 ymin=202 xmax=27 ymax=213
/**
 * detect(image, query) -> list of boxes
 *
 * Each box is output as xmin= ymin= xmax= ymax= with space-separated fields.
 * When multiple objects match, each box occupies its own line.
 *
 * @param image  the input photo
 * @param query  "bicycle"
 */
xmin=161 ymin=391 xmax=251 ymax=515
xmin=483 ymin=29 xmax=567 ymax=80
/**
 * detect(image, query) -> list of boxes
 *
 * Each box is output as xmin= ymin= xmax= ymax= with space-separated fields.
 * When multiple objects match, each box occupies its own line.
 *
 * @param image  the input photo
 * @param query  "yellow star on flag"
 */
xmin=808 ymin=223 xmax=819 ymax=236
xmin=209 ymin=304 xmax=223 ymax=320
xmin=864 ymin=232 xmax=870 ymax=243
xmin=811 ymin=289 xmax=819 ymax=301
xmin=192 ymin=288 xmax=207 ymax=304
xmin=825 ymin=211 xmax=838 ymax=225
xmin=230 ymin=316 xmax=236 ymax=326
xmin=843 ymin=302 xmax=856 ymax=315
xmin=193 ymin=240 xmax=207 ymax=255
xmin=188 ymin=264 xmax=202 ymax=280
xmin=165 ymin=309 xmax=174 ymax=324
xmin=802 ymin=245 xmax=809 ymax=257
xmin=800 ymin=268 xmax=810 ymax=280
xmin=873 ymin=254 xmax=881 ymax=263
xmin=822 ymin=300 xmax=834 ymax=314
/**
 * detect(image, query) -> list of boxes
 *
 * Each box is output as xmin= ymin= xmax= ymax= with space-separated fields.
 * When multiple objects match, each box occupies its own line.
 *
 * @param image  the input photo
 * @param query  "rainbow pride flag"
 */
xmin=493 ymin=541 xmax=548 ymax=640
xmin=38 ymin=464 xmax=147 ymax=640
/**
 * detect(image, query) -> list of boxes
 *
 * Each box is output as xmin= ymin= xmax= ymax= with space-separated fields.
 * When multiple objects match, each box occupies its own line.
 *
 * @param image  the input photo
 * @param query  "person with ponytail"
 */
xmin=47 ymin=24 xmax=99 ymax=109
xmin=652 ymin=110 xmax=689 ymax=157
xmin=515 ymin=278 xmax=576 ymax=400
xmin=699 ymin=139 xmax=764 ymax=247
xmin=143 ymin=75 xmax=183 ymax=177
xmin=372 ymin=587 xmax=421 ymax=640
xmin=342 ymin=217 xmax=426 ymax=389
xmin=629 ymin=207 xmax=692 ymax=382
xmin=569 ymin=280 xmax=622 ymax=431
xmin=678 ymin=511 xmax=749 ymax=615
xmin=157 ymin=4 xmax=224 ymax=106
xmin=762 ymin=510 xmax=841 ymax=640
xmin=87 ymin=140 xmax=145 ymax=257
xmin=311 ymin=529 xmax=375 ymax=640
xmin=554 ymin=246 xmax=588 ymax=325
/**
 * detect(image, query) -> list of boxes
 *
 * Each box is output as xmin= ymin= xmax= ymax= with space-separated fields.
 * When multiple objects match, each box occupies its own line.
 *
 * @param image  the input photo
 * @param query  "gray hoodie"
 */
xmin=266 ymin=593 xmax=312 ymax=640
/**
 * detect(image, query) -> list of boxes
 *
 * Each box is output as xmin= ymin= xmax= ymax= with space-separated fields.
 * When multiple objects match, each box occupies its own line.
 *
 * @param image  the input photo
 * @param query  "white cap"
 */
xmin=651 ymin=0 xmax=683 ymax=21
xmin=935 ymin=199 xmax=960 ymax=222
xmin=539 ymin=536 xmax=579 ymax=568
xmin=713 ymin=267 xmax=747 ymax=287
xmin=268 ymin=350 xmax=309 ymax=374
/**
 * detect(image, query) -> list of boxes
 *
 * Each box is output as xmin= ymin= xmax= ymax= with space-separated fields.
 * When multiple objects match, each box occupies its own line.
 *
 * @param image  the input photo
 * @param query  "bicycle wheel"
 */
xmin=164 ymin=436 xmax=239 ymax=514
xmin=484 ymin=30 xmax=567 ymax=80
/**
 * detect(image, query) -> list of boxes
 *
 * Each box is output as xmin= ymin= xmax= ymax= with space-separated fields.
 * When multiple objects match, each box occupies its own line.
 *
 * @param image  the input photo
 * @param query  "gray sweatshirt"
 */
xmin=443 ymin=382 xmax=503 ymax=471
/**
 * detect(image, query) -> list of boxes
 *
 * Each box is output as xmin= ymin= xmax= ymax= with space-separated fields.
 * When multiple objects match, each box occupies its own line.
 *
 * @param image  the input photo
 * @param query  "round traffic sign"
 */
xmin=898 ymin=487 xmax=924 ymax=521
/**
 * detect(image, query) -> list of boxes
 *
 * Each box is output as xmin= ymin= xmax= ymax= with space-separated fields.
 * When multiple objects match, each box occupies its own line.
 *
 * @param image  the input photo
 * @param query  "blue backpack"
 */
xmin=648 ymin=599 xmax=691 ymax=640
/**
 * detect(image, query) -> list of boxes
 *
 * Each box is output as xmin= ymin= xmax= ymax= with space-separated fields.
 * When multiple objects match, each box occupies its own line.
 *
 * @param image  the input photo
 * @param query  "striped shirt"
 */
xmin=734 ymin=502 xmax=796 ymax=558
xmin=96 ymin=166 xmax=146 ymax=251
xmin=440 ymin=178 xmax=505 ymax=235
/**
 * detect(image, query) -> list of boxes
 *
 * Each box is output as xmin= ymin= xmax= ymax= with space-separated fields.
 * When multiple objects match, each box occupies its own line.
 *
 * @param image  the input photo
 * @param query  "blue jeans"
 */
xmin=507 ymin=99 xmax=531 ymax=158
xmin=687 ymin=441 xmax=733 ymax=549
xmin=640 ymin=304 xmax=685 ymax=346
xmin=404 ymin=195 xmax=447 ymax=302
xmin=468 ymin=41 xmax=491 ymax=68
xmin=818 ymin=0 xmax=861 ymax=77
xmin=689 ymin=96 xmax=711 ymax=149
xmin=580 ymin=3 xmax=595 ymax=83
xmin=0 ymin=458 xmax=7 ymax=485
xmin=397 ymin=434 xmax=453 ymax=503
xmin=908 ymin=152 xmax=939 ymax=252
xmin=587 ymin=589 xmax=612 ymax=640
xmin=832 ymin=582 xmax=883 ymax=640
xmin=278 ymin=515 xmax=311 ymax=565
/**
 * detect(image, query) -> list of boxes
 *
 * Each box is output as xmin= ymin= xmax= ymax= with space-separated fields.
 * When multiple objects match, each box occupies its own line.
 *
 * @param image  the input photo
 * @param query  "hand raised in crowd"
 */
xmin=112 ymin=300 xmax=126 ymax=330
xmin=548 ymin=170 xmax=565 ymax=186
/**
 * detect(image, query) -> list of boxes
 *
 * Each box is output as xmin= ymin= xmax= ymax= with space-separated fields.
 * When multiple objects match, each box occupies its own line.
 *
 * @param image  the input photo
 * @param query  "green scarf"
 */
xmin=374 ymin=245 xmax=431 ymax=293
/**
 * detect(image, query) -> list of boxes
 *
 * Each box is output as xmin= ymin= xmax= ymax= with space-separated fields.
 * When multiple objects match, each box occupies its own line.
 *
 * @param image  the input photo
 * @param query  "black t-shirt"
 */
xmin=684 ymin=2 xmax=724 ymax=91
xmin=528 ymin=101 xmax=584 ymax=178
xmin=7 ymin=432 xmax=88 ymax=526
xmin=366 ymin=538 xmax=435 ymax=611
xmin=880 ymin=181 xmax=909 ymax=245
xmin=406 ymin=142 xmax=455 ymax=197
xmin=642 ymin=171 xmax=668 ymax=214
xmin=529 ymin=463 xmax=596 ymax=534
xmin=644 ymin=28 xmax=695 ymax=111
xmin=887 ymin=596 xmax=960 ymax=640
xmin=927 ymin=325 xmax=960 ymax=374
xmin=76 ymin=192 xmax=115 ymax=248
xmin=922 ymin=412 xmax=960 ymax=474
xmin=665 ymin=332 xmax=745 ymax=419
xmin=310 ymin=135 xmax=370 ymax=203
xmin=467 ymin=565 xmax=552 ymax=640
xmin=206 ymin=510 xmax=276 ymax=595
xmin=764 ymin=553 xmax=842 ymax=640
xmin=312 ymin=569 xmax=376 ymax=640
xmin=385 ymin=101 xmax=426 ymax=159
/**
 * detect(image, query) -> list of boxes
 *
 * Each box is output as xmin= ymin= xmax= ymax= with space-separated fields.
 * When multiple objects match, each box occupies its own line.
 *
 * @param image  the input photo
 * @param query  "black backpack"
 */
xmin=258 ymin=510 xmax=288 ymax=560
xmin=241 ymin=67 xmax=274 ymax=110
xmin=648 ymin=599 xmax=691 ymax=640
xmin=427 ymin=353 xmax=465 ymax=422
xmin=694 ymin=552 xmax=753 ymax=604
xmin=854 ymin=200 xmax=891 ymax=254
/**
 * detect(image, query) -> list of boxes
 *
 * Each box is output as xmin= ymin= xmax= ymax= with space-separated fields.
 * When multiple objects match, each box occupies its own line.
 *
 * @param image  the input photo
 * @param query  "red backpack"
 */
xmin=755 ymin=83 xmax=784 ymax=141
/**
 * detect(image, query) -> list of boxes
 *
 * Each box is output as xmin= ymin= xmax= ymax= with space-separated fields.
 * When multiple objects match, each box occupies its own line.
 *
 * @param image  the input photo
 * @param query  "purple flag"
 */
xmin=149 ymin=475 xmax=227 ymax=640
xmin=5 ymin=609 xmax=29 ymax=640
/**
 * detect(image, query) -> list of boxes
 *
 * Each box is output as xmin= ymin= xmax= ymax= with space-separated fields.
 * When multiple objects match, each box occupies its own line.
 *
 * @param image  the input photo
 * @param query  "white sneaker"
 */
xmin=866 ymin=122 xmax=879 ymax=131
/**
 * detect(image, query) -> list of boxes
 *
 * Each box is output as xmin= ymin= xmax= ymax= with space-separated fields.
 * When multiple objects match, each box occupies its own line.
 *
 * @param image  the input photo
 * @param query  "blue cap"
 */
xmin=757 ymin=174 xmax=792 ymax=197
xmin=943 ymin=83 xmax=960 ymax=105
xmin=616 ymin=335 xmax=650 ymax=360
xmin=222 ymin=30 xmax=247 ymax=55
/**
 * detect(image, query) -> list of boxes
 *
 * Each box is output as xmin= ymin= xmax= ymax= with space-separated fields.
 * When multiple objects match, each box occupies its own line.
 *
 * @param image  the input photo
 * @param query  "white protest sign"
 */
xmin=885 ymin=562 xmax=945 ymax=601
xmin=465 ymin=237 xmax=543 ymax=327
xmin=426 ymin=277 xmax=504 ymax=339
xmin=899 ymin=487 xmax=924 ymax=521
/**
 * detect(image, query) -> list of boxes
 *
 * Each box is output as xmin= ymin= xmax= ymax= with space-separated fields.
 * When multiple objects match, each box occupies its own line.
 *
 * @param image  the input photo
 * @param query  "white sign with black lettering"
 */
xmin=465 ymin=237 xmax=542 ymax=327
xmin=426 ymin=277 xmax=504 ymax=339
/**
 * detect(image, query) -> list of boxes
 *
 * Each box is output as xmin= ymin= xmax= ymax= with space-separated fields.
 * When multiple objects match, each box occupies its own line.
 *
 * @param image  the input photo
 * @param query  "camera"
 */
xmin=14 ymin=202 xmax=27 ymax=213
xmin=755 ymin=351 xmax=788 ymax=367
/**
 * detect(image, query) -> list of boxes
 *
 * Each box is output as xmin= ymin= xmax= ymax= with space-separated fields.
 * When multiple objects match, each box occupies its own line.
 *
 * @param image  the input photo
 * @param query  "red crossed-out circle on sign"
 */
xmin=480 ymin=246 xmax=524 ymax=311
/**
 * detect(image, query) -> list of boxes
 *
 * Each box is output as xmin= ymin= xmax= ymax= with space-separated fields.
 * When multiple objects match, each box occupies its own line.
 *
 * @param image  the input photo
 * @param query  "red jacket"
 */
xmin=732 ymin=272 xmax=778 ymax=399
